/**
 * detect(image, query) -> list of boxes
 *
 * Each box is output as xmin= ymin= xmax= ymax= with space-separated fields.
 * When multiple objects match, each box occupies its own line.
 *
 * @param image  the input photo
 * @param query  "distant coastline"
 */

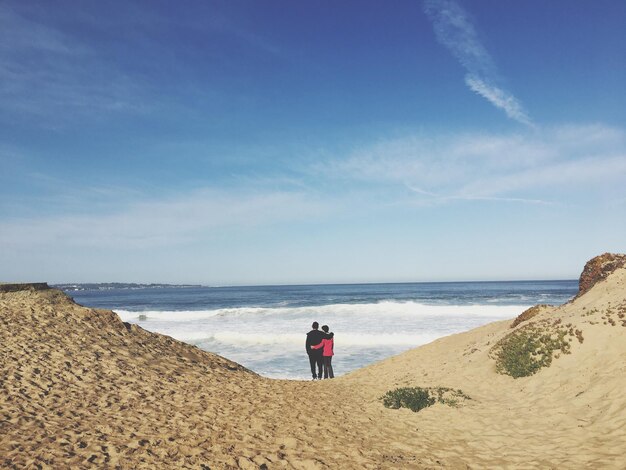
xmin=53 ymin=279 xmax=579 ymax=292
xmin=53 ymin=283 xmax=205 ymax=292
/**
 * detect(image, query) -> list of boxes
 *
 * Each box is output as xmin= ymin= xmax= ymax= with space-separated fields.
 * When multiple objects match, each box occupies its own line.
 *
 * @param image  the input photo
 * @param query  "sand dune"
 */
xmin=1 ymin=256 xmax=625 ymax=469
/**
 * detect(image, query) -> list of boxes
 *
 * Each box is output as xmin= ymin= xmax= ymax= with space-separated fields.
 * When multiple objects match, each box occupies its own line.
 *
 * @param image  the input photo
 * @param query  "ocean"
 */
xmin=63 ymin=280 xmax=578 ymax=380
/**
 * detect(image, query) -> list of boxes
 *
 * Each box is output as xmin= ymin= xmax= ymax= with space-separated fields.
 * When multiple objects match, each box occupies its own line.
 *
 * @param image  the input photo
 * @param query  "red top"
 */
xmin=311 ymin=337 xmax=334 ymax=356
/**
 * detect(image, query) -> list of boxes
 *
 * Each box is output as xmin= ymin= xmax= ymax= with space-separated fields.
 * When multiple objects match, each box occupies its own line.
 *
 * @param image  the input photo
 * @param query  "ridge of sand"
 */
xmin=1 ymin=266 xmax=625 ymax=469
xmin=0 ymin=283 xmax=50 ymax=293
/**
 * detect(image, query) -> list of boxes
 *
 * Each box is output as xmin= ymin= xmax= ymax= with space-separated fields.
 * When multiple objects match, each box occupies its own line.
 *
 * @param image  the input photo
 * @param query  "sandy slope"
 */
xmin=1 ymin=266 xmax=625 ymax=469
xmin=343 ymin=266 xmax=626 ymax=468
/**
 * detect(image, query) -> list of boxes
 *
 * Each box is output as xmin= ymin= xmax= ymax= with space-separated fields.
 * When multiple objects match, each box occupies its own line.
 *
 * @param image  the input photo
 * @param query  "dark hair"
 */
xmin=312 ymin=322 xmax=319 ymax=329
xmin=321 ymin=325 xmax=329 ymax=333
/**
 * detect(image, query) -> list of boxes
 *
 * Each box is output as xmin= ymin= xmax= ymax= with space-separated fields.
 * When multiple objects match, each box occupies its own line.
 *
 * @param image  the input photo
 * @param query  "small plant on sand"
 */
xmin=490 ymin=323 xmax=572 ymax=378
xmin=510 ymin=304 xmax=551 ymax=328
xmin=432 ymin=387 xmax=472 ymax=406
xmin=381 ymin=387 xmax=434 ymax=412
xmin=381 ymin=386 xmax=471 ymax=412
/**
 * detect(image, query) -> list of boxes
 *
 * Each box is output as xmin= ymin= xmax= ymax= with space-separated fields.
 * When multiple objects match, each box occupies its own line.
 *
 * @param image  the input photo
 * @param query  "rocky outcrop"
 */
xmin=577 ymin=253 xmax=626 ymax=297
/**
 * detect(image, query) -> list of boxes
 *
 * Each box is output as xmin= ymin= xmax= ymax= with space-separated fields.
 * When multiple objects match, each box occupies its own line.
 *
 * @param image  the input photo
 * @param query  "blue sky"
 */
xmin=1 ymin=0 xmax=625 ymax=284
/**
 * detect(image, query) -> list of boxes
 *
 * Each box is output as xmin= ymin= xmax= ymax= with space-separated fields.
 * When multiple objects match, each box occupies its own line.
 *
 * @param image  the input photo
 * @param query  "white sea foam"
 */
xmin=167 ymin=331 xmax=439 ymax=347
xmin=115 ymin=309 xmax=221 ymax=321
xmin=115 ymin=301 xmax=528 ymax=322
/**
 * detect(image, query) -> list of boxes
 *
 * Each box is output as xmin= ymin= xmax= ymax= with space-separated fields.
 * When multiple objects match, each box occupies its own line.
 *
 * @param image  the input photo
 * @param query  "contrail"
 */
xmin=424 ymin=0 xmax=533 ymax=127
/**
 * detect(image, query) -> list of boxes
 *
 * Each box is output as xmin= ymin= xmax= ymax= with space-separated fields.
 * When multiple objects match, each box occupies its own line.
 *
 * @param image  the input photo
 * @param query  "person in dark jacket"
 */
xmin=311 ymin=325 xmax=334 ymax=379
xmin=305 ymin=322 xmax=325 ymax=380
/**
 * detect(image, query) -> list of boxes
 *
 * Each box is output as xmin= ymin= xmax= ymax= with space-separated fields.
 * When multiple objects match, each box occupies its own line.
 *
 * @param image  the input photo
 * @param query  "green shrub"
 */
xmin=381 ymin=387 xmax=435 ymax=412
xmin=491 ymin=324 xmax=571 ymax=378
xmin=381 ymin=386 xmax=471 ymax=412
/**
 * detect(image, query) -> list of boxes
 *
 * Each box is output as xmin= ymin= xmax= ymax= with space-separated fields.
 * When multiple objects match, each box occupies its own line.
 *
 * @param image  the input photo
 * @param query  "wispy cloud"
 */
xmin=405 ymin=185 xmax=554 ymax=206
xmin=313 ymin=124 xmax=626 ymax=204
xmin=465 ymin=76 xmax=533 ymax=126
xmin=0 ymin=189 xmax=329 ymax=250
xmin=424 ymin=0 xmax=533 ymax=126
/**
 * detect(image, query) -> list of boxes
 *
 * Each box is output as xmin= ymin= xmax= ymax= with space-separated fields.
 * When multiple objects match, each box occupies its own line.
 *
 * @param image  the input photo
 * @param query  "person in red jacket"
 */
xmin=310 ymin=325 xmax=334 ymax=379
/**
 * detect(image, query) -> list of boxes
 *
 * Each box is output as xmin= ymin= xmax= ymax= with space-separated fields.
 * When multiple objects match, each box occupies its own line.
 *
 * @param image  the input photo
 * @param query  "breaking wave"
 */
xmin=115 ymin=301 xmax=528 ymax=322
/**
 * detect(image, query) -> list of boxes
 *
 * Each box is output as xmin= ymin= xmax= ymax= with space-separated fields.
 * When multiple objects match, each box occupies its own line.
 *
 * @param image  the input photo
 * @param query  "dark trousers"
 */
xmin=308 ymin=354 xmax=323 ymax=379
xmin=322 ymin=356 xmax=334 ymax=379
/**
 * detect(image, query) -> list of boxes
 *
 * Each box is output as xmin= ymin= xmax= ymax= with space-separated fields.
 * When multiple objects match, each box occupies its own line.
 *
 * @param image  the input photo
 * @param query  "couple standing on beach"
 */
xmin=305 ymin=322 xmax=334 ymax=380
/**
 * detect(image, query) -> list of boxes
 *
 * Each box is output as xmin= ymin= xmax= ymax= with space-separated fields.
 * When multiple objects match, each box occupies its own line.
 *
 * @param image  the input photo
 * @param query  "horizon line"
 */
xmin=47 ymin=277 xmax=580 ymax=290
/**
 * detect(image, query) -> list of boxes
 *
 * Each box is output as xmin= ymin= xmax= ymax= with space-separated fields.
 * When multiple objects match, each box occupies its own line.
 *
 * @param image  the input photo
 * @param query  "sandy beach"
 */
xmin=1 ymin=254 xmax=625 ymax=469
